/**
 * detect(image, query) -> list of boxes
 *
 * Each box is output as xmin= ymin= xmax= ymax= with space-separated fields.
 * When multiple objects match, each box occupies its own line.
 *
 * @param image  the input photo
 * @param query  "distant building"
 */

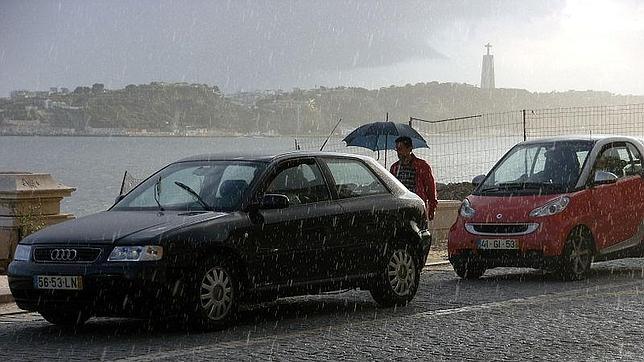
xmin=10 ymin=90 xmax=29 ymax=99
xmin=480 ymin=43 xmax=495 ymax=89
xmin=60 ymin=88 xmax=70 ymax=94
xmin=49 ymin=87 xmax=58 ymax=94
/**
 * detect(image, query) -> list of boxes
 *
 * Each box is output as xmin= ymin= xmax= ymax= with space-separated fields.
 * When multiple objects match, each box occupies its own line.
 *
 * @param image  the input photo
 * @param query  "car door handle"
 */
xmin=258 ymin=248 xmax=279 ymax=253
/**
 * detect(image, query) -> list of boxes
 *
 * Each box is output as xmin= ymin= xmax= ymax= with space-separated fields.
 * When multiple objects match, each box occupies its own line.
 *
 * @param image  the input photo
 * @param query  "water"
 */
xmin=1 ymin=136 xmax=294 ymax=216
xmin=1 ymin=135 xmax=516 ymax=217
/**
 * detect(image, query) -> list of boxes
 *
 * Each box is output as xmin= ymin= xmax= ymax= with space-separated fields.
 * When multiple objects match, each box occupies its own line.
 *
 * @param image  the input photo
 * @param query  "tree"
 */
xmin=92 ymin=83 xmax=105 ymax=93
xmin=73 ymin=86 xmax=91 ymax=94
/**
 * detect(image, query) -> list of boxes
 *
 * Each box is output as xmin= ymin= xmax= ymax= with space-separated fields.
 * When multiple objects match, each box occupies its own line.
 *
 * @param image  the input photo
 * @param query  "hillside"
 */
xmin=2 ymin=81 xmax=644 ymax=135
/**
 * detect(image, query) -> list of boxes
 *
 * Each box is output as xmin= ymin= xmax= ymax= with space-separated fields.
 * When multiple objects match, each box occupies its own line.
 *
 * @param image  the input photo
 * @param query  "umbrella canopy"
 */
xmin=342 ymin=122 xmax=428 ymax=151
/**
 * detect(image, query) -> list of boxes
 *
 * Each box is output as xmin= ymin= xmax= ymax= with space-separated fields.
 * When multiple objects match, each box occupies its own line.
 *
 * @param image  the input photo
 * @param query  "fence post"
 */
xmin=522 ymin=109 xmax=527 ymax=141
xmin=409 ymin=116 xmax=413 ymax=127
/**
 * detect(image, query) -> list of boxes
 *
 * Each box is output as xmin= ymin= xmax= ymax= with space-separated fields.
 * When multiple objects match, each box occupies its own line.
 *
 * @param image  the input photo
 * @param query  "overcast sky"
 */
xmin=2 ymin=0 xmax=644 ymax=96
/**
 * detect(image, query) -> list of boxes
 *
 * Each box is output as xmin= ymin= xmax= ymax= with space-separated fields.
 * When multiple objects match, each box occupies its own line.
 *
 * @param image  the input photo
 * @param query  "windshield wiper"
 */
xmin=154 ymin=176 xmax=164 ymax=211
xmin=174 ymin=181 xmax=214 ymax=211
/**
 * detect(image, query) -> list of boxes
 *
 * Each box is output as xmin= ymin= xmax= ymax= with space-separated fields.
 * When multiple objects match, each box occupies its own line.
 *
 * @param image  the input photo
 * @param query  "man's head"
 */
xmin=395 ymin=136 xmax=413 ymax=161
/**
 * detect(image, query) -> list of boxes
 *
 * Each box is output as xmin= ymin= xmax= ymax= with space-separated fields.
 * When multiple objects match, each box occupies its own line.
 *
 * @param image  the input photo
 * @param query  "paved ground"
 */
xmin=2 ymin=259 xmax=644 ymax=360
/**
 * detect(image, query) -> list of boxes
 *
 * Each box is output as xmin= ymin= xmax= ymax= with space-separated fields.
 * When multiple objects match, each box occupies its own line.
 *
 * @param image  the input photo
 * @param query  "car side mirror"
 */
xmin=472 ymin=175 xmax=486 ymax=187
xmin=260 ymin=194 xmax=290 ymax=210
xmin=114 ymin=194 xmax=125 ymax=205
xmin=593 ymin=171 xmax=618 ymax=185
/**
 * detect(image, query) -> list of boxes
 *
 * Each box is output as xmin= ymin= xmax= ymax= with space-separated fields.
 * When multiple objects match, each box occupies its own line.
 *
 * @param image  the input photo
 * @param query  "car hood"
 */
xmin=21 ymin=210 xmax=229 ymax=245
xmin=467 ymin=194 xmax=564 ymax=223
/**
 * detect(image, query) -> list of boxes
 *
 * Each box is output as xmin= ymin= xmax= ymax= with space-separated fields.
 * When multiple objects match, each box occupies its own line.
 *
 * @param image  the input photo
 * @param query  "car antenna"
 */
xmin=320 ymin=118 xmax=342 ymax=151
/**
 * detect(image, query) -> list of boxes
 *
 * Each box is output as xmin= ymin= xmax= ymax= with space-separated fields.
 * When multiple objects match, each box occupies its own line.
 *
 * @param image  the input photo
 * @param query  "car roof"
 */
xmin=519 ymin=134 xmax=642 ymax=145
xmin=175 ymin=150 xmax=374 ymax=163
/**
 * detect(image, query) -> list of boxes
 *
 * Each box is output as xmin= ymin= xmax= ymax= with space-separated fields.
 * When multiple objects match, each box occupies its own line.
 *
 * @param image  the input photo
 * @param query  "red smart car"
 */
xmin=448 ymin=135 xmax=644 ymax=280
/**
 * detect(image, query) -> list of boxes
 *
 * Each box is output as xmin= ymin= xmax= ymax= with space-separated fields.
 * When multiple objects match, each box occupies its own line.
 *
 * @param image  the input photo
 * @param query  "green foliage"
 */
xmin=14 ymin=203 xmax=46 ymax=240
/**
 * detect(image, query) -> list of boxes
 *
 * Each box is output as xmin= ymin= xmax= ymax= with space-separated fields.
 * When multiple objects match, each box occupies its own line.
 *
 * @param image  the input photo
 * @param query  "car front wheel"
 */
xmin=190 ymin=258 xmax=240 ymax=329
xmin=452 ymin=258 xmax=486 ymax=280
xmin=39 ymin=308 xmax=90 ymax=328
xmin=370 ymin=245 xmax=420 ymax=307
xmin=559 ymin=227 xmax=593 ymax=281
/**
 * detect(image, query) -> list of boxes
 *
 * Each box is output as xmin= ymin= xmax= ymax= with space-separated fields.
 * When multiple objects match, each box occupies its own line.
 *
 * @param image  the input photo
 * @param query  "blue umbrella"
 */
xmin=342 ymin=122 xmax=429 ymax=151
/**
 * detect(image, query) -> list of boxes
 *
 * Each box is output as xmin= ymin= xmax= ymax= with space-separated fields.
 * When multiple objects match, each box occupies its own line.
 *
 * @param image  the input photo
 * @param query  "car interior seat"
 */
xmin=601 ymin=148 xmax=625 ymax=178
xmin=218 ymin=179 xmax=249 ymax=209
xmin=543 ymin=148 xmax=580 ymax=185
xmin=268 ymin=166 xmax=310 ymax=204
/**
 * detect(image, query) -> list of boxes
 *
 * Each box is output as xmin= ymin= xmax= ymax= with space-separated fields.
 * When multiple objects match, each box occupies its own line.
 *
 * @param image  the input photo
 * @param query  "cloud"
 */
xmin=7 ymin=0 xmax=644 ymax=95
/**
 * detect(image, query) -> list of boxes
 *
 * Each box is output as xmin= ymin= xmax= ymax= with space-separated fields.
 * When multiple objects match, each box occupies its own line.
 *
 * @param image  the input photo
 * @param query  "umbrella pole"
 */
xmin=384 ymin=134 xmax=388 ymax=168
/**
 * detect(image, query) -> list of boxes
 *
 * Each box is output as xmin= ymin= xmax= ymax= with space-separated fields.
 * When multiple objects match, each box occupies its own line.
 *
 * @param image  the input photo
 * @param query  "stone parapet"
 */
xmin=0 ymin=173 xmax=75 ymax=273
xmin=429 ymin=200 xmax=461 ymax=243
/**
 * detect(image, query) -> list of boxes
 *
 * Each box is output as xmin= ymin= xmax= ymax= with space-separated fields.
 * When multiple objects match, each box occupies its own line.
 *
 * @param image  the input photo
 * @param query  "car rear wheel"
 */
xmin=452 ymin=258 xmax=486 ymax=280
xmin=190 ymin=258 xmax=240 ymax=329
xmin=39 ymin=308 xmax=90 ymax=328
xmin=370 ymin=245 xmax=420 ymax=307
xmin=559 ymin=227 xmax=593 ymax=281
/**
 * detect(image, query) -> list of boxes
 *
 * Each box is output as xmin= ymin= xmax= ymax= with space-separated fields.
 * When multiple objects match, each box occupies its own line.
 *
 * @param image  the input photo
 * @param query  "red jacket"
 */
xmin=390 ymin=154 xmax=438 ymax=217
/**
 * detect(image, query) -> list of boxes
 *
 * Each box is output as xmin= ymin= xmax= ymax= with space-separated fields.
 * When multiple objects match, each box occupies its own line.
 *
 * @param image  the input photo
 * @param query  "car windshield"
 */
xmin=113 ymin=161 xmax=266 ymax=212
xmin=477 ymin=140 xmax=594 ymax=195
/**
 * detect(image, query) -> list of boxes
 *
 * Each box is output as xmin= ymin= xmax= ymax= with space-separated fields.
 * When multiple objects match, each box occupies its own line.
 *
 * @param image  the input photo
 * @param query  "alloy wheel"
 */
xmin=387 ymin=250 xmax=417 ymax=296
xmin=200 ymin=267 xmax=234 ymax=321
xmin=568 ymin=231 xmax=592 ymax=276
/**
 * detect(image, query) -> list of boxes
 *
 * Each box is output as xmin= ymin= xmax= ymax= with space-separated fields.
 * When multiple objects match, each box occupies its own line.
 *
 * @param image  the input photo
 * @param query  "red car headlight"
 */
xmin=529 ymin=196 xmax=570 ymax=217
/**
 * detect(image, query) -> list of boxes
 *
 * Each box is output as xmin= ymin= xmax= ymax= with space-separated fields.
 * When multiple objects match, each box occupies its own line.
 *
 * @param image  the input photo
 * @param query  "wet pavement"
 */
xmin=2 ymin=260 xmax=644 ymax=360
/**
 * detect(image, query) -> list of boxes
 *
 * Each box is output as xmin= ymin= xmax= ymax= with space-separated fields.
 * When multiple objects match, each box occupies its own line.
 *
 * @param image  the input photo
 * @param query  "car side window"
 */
xmin=323 ymin=158 xmax=388 ymax=198
xmin=625 ymin=143 xmax=643 ymax=176
xmin=593 ymin=144 xmax=632 ymax=179
xmin=266 ymin=161 xmax=330 ymax=206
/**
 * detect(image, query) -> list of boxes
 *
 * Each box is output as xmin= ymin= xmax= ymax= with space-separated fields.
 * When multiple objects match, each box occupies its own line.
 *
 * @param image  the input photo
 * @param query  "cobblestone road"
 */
xmin=2 ymin=259 xmax=644 ymax=360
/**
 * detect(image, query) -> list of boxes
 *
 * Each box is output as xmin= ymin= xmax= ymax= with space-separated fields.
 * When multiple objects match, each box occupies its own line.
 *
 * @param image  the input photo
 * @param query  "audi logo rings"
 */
xmin=50 ymin=249 xmax=78 ymax=261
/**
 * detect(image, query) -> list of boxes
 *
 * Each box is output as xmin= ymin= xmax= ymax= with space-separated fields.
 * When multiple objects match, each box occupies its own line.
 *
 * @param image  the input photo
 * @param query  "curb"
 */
xmin=425 ymin=260 xmax=450 ymax=267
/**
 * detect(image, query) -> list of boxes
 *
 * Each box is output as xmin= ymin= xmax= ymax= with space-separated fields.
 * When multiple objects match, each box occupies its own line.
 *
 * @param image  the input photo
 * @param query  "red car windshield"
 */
xmin=477 ymin=140 xmax=595 ymax=195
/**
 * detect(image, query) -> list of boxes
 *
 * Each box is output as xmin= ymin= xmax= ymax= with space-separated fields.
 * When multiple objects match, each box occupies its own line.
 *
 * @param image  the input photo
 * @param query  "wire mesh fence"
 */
xmin=524 ymin=103 xmax=644 ymax=138
xmin=298 ymin=103 xmax=644 ymax=186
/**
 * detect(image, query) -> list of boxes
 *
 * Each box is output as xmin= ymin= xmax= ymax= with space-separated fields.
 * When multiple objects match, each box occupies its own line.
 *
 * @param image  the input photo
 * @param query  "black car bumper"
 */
xmin=420 ymin=229 xmax=432 ymax=265
xmin=8 ymin=260 xmax=182 ymax=317
xmin=449 ymin=250 xmax=560 ymax=270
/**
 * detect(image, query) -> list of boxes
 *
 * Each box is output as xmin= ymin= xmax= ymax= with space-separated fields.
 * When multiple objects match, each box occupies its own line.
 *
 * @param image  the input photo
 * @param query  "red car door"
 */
xmin=590 ymin=143 xmax=639 ymax=251
xmin=625 ymin=142 xmax=644 ymax=242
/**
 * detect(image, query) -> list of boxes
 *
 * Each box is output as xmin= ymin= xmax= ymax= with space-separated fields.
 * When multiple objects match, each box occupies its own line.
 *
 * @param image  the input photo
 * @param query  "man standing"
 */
xmin=390 ymin=136 xmax=437 ymax=220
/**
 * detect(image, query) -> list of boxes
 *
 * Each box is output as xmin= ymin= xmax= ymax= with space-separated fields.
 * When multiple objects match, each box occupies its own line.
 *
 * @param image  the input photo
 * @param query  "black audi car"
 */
xmin=9 ymin=151 xmax=431 ymax=328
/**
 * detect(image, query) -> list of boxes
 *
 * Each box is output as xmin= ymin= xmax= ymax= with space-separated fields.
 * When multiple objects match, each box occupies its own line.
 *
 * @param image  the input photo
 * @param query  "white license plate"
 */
xmin=477 ymin=239 xmax=518 ymax=250
xmin=34 ymin=275 xmax=83 ymax=290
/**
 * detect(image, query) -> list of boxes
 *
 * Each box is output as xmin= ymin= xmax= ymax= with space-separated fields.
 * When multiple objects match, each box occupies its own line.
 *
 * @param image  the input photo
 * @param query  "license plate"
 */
xmin=477 ymin=239 xmax=518 ymax=250
xmin=34 ymin=276 xmax=83 ymax=290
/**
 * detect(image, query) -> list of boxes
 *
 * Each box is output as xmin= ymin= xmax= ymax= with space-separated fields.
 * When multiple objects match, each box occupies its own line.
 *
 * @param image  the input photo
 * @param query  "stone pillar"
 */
xmin=0 ymin=172 xmax=75 ymax=273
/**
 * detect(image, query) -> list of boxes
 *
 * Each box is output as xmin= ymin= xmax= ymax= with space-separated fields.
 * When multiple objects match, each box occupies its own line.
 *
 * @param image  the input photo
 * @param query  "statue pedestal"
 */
xmin=0 ymin=173 xmax=75 ymax=273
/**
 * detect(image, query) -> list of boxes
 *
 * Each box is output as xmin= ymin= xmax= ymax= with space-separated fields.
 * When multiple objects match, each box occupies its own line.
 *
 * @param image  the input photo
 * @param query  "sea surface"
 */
xmin=0 ymin=135 xmax=517 ymax=217
xmin=1 ymin=136 xmax=294 ymax=216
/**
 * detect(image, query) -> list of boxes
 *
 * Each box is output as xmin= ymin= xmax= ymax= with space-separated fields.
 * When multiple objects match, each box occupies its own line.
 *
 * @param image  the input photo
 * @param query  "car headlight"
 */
xmin=460 ymin=198 xmax=476 ymax=218
xmin=108 ymin=245 xmax=163 ymax=262
xmin=13 ymin=244 xmax=32 ymax=261
xmin=530 ymin=196 xmax=570 ymax=217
